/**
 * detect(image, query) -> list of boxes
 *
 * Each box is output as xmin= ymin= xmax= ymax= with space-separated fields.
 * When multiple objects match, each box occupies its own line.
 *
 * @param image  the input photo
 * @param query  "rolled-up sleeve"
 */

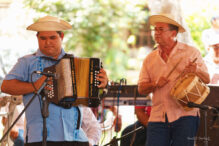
xmin=138 ymin=57 xmax=150 ymax=85
xmin=194 ymin=49 xmax=210 ymax=83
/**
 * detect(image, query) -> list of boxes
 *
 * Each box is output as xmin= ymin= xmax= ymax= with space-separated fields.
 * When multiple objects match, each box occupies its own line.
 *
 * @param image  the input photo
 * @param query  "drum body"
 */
xmin=170 ymin=73 xmax=210 ymax=110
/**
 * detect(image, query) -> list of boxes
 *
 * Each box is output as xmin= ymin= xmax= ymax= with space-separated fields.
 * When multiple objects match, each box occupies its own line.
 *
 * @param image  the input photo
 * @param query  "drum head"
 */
xmin=170 ymin=73 xmax=210 ymax=111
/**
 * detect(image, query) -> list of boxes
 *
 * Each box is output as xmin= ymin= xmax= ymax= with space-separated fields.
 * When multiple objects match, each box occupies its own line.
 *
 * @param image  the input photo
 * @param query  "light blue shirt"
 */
xmin=4 ymin=49 xmax=88 ymax=143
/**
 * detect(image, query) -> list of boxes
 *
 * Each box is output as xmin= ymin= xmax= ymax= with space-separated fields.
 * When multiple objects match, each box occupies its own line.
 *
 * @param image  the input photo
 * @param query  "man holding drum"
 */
xmin=138 ymin=13 xmax=210 ymax=146
xmin=1 ymin=16 xmax=108 ymax=146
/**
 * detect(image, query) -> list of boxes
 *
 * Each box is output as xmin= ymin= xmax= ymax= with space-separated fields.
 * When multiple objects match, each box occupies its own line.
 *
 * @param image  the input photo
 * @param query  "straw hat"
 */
xmin=149 ymin=13 xmax=185 ymax=33
xmin=27 ymin=15 xmax=72 ymax=31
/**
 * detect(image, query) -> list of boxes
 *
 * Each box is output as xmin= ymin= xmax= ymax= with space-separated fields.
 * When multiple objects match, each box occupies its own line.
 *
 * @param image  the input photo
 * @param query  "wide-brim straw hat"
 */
xmin=27 ymin=15 xmax=72 ymax=31
xmin=149 ymin=13 xmax=185 ymax=33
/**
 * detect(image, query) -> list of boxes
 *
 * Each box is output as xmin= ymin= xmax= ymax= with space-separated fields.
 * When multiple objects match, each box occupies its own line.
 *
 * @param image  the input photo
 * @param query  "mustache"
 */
xmin=44 ymin=46 xmax=54 ymax=48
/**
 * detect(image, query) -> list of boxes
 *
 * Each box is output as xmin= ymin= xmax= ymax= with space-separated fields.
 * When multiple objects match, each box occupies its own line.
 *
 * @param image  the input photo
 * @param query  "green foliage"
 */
xmin=23 ymin=0 xmax=148 ymax=81
xmin=185 ymin=13 xmax=211 ymax=56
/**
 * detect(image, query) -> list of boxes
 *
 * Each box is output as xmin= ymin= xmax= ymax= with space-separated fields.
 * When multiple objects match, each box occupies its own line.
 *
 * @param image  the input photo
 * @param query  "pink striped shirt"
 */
xmin=138 ymin=42 xmax=209 ymax=122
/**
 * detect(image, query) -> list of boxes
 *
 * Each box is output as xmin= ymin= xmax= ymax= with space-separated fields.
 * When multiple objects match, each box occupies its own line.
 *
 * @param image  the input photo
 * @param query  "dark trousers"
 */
xmin=146 ymin=116 xmax=200 ymax=146
xmin=24 ymin=141 xmax=89 ymax=146
xmin=120 ymin=121 xmax=147 ymax=146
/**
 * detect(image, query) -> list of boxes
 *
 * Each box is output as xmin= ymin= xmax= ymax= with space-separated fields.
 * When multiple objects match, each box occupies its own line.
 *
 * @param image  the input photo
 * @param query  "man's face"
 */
xmin=37 ymin=31 xmax=64 ymax=59
xmin=153 ymin=23 xmax=176 ymax=46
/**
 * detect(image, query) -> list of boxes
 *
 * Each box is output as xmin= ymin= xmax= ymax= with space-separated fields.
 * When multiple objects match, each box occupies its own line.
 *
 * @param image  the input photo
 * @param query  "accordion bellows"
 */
xmin=43 ymin=55 xmax=101 ymax=107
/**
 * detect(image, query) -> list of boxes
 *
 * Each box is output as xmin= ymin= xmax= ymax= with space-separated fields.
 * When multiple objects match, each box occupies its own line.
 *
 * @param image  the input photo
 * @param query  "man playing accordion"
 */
xmin=1 ymin=15 xmax=108 ymax=146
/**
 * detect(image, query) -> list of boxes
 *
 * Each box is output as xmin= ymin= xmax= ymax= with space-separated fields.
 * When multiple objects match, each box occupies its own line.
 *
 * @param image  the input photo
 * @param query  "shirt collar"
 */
xmin=158 ymin=40 xmax=183 ymax=50
xmin=35 ymin=48 xmax=66 ymax=60
xmin=157 ymin=41 xmax=185 ymax=58
xmin=175 ymin=41 xmax=184 ymax=50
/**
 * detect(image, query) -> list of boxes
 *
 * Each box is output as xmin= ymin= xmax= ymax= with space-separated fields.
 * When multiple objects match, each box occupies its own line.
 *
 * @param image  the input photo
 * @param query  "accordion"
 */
xmin=43 ymin=54 xmax=101 ymax=108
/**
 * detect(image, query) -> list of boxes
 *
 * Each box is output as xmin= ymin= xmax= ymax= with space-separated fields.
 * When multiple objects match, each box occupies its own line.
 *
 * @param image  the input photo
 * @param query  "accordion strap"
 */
xmin=63 ymin=53 xmax=74 ymax=58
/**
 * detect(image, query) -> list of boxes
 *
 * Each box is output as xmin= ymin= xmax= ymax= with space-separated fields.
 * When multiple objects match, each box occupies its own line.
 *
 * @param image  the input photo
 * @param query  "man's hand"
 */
xmin=183 ymin=60 xmax=197 ymax=75
xmin=113 ymin=114 xmax=122 ymax=132
xmin=96 ymin=68 xmax=108 ymax=88
xmin=34 ymin=75 xmax=47 ymax=90
xmin=10 ymin=130 xmax=19 ymax=141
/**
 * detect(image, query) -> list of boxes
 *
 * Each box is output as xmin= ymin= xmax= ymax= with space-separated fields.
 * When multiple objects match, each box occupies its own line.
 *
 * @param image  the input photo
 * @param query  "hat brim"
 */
xmin=149 ymin=15 xmax=185 ymax=33
xmin=27 ymin=21 xmax=72 ymax=31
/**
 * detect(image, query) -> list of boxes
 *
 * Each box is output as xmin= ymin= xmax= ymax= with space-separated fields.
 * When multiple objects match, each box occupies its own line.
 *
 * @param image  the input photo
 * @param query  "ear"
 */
xmin=60 ymin=32 xmax=64 ymax=40
xmin=172 ymin=30 xmax=178 ymax=38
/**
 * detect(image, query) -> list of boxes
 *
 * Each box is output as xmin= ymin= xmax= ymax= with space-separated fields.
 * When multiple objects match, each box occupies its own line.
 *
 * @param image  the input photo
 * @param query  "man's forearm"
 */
xmin=196 ymin=68 xmax=210 ymax=84
xmin=1 ymin=77 xmax=46 ymax=95
xmin=138 ymin=82 xmax=156 ymax=95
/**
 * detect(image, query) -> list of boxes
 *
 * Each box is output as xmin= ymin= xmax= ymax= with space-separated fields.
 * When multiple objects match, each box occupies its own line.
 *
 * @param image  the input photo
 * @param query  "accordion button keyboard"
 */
xmin=94 ymin=70 xmax=100 ymax=86
xmin=45 ymin=83 xmax=54 ymax=98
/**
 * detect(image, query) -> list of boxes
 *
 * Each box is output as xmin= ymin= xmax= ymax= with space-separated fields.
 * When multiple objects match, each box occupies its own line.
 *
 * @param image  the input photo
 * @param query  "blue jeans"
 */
xmin=146 ymin=115 xmax=200 ymax=146
xmin=24 ymin=141 xmax=89 ymax=146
